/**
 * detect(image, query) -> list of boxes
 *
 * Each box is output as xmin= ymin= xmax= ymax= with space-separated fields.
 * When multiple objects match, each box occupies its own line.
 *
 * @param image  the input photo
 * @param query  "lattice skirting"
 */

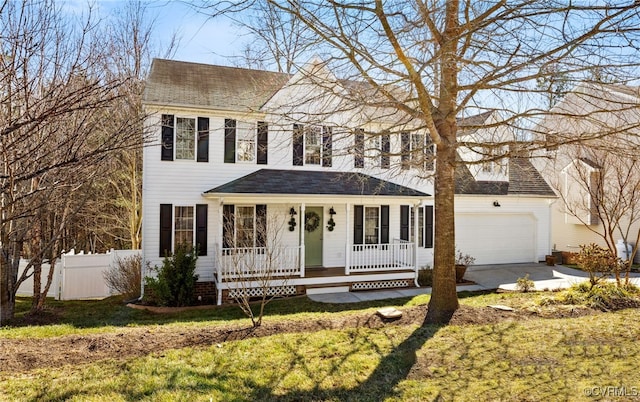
xmin=228 ymin=285 xmax=297 ymax=299
xmin=351 ymin=280 xmax=411 ymax=291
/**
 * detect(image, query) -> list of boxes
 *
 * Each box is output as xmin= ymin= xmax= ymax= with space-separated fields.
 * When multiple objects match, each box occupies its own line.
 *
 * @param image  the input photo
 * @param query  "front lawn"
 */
xmin=2 ymin=291 xmax=639 ymax=401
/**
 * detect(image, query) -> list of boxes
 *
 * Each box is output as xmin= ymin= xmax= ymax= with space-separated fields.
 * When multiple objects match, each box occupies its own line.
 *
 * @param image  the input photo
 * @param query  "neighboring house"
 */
xmin=533 ymin=82 xmax=640 ymax=256
xmin=142 ymin=58 xmax=555 ymax=304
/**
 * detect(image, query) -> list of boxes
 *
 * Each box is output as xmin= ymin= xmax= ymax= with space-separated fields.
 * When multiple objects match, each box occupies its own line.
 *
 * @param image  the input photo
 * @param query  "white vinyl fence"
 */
xmin=16 ymin=249 xmax=141 ymax=301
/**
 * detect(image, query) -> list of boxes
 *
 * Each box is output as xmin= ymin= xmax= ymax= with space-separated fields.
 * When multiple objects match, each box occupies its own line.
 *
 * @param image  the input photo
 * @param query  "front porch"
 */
xmin=212 ymin=241 xmax=418 ymax=304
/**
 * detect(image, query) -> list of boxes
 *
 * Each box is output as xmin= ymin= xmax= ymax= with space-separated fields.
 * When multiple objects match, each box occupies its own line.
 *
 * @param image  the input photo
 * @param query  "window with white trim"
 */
xmin=175 ymin=117 xmax=196 ymax=160
xmin=368 ymin=134 xmax=381 ymax=168
xmin=364 ymin=207 xmax=379 ymax=244
xmin=481 ymin=147 xmax=506 ymax=174
xmin=236 ymin=206 xmax=255 ymax=248
xmin=237 ymin=121 xmax=256 ymax=162
xmin=305 ymin=126 xmax=322 ymax=165
xmin=174 ymin=206 xmax=194 ymax=247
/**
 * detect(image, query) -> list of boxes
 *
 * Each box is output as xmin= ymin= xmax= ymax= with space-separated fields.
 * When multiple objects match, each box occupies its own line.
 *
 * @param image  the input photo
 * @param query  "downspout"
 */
xmin=548 ymin=197 xmax=558 ymax=258
xmin=413 ymin=199 xmax=424 ymax=288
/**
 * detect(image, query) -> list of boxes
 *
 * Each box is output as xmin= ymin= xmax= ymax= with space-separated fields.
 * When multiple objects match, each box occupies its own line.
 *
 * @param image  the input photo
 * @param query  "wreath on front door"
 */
xmin=305 ymin=211 xmax=321 ymax=232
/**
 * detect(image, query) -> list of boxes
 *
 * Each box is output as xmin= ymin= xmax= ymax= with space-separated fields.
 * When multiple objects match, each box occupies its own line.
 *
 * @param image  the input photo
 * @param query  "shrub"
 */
xmin=144 ymin=244 xmax=199 ymax=307
xmin=455 ymin=249 xmax=475 ymax=266
xmin=418 ymin=266 xmax=433 ymax=287
xmin=103 ymin=254 xmax=144 ymax=300
xmin=575 ymin=243 xmax=621 ymax=287
xmin=516 ymin=274 xmax=535 ymax=293
xmin=552 ymin=281 xmax=640 ymax=311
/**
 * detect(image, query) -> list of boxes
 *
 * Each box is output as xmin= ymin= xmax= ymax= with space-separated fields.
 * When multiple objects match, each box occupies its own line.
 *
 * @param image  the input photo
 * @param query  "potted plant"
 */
xmin=455 ymin=249 xmax=476 ymax=283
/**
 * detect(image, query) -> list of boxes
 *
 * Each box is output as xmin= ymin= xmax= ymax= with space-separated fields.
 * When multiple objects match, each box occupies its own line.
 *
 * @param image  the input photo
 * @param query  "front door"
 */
xmin=304 ymin=207 xmax=323 ymax=267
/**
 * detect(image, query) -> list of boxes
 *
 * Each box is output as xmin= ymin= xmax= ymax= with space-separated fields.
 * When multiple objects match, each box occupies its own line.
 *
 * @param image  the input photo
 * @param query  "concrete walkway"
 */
xmin=307 ymin=263 xmax=640 ymax=304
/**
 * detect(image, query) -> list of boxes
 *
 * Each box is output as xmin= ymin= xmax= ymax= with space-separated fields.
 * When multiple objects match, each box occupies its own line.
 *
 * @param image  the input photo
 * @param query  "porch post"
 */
xmin=345 ymin=203 xmax=351 ymax=275
xmin=300 ymin=203 xmax=305 ymax=277
xmin=217 ymin=199 xmax=224 ymax=282
xmin=413 ymin=203 xmax=420 ymax=287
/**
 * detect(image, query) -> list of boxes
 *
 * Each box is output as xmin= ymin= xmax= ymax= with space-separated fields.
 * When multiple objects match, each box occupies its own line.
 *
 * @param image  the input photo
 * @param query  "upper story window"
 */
xmin=401 ymin=132 xmax=434 ymax=171
xmin=176 ymin=118 xmax=196 ymax=160
xmin=293 ymin=124 xmax=332 ymax=167
xmin=237 ymin=122 xmax=257 ymax=163
xmin=305 ymin=126 xmax=322 ymax=164
xmin=225 ymin=119 xmax=268 ymax=165
xmin=161 ymin=114 xmax=209 ymax=162
xmin=481 ymin=147 xmax=506 ymax=174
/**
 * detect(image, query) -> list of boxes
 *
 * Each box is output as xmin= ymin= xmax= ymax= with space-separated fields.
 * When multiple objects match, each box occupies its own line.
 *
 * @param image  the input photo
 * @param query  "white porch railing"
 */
xmin=349 ymin=239 xmax=414 ymax=273
xmin=216 ymin=245 xmax=301 ymax=281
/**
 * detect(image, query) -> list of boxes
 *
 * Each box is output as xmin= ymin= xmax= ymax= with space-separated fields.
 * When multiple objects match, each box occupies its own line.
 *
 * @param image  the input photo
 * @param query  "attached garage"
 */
xmin=455 ymin=213 xmax=537 ymax=265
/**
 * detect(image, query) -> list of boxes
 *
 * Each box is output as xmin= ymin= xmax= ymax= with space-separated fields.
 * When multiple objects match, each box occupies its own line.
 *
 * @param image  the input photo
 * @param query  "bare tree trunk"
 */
xmin=427 ymin=137 xmax=459 ymax=323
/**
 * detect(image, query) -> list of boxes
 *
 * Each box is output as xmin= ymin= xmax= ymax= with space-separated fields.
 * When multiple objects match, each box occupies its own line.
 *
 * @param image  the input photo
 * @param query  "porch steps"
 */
xmin=306 ymin=285 xmax=350 ymax=295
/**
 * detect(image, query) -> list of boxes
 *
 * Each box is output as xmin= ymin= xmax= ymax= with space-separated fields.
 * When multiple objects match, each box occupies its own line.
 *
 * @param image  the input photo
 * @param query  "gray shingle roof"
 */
xmin=455 ymin=157 xmax=555 ymax=196
xmin=143 ymin=59 xmax=291 ymax=112
xmin=205 ymin=169 xmax=429 ymax=197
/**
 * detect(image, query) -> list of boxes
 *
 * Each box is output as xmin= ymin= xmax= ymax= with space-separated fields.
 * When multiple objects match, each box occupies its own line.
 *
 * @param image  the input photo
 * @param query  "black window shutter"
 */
xmin=425 ymin=205 xmax=434 ymax=248
xmin=224 ymin=119 xmax=236 ymax=163
xmin=353 ymin=205 xmax=364 ymax=244
xmin=401 ymin=132 xmax=410 ymax=169
xmin=195 ymin=204 xmax=208 ymax=256
xmin=400 ymin=205 xmax=409 ymax=241
xmin=322 ymin=126 xmax=332 ymax=167
xmin=354 ymin=128 xmax=364 ymax=168
xmin=293 ymin=124 xmax=304 ymax=166
xmin=381 ymin=205 xmax=390 ymax=244
xmin=159 ymin=204 xmax=172 ymax=257
xmin=223 ymin=205 xmax=235 ymax=249
xmin=161 ymin=114 xmax=174 ymax=161
xmin=197 ymin=117 xmax=209 ymax=162
xmin=256 ymin=204 xmax=267 ymax=247
xmin=425 ymin=136 xmax=434 ymax=170
xmin=381 ymin=133 xmax=390 ymax=168
xmin=257 ymin=121 xmax=268 ymax=165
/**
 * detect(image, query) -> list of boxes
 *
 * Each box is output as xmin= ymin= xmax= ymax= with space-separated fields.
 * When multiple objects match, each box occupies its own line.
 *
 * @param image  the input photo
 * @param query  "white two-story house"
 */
xmin=142 ymin=58 xmax=555 ymax=304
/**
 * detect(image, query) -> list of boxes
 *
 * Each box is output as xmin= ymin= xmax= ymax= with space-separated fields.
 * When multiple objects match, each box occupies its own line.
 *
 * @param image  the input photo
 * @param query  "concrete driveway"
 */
xmin=466 ymin=263 xmax=640 ymax=291
xmin=308 ymin=263 xmax=640 ymax=303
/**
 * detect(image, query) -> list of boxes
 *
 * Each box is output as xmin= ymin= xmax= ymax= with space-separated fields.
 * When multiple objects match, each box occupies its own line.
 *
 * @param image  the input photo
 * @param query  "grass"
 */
xmin=3 ymin=306 xmax=640 ymax=400
xmin=3 ymin=291 xmax=640 ymax=400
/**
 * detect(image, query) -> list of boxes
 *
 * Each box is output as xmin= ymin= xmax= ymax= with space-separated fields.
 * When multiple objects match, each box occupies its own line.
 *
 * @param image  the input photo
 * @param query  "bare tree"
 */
xmin=0 ymin=0 xmax=143 ymax=322
xmin=228 ymin=2 xmax=321 ymax=73
xmin=221 ymin=208 xmax=295 ymax=328
xmin=203 ymin=1 xmax=640 ymax=323
xmin=544 ymin=142 xmax=640 ymax=285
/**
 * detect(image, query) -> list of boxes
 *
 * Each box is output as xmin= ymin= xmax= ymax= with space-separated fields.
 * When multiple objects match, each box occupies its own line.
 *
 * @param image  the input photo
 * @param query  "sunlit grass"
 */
xmin=3 ymin=308 xmax=640 ymax=401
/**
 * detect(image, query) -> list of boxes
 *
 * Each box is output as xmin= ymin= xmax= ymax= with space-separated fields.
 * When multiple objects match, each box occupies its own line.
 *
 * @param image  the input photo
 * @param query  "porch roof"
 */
xmin=204 ymin=169 xmax=429 ymax=197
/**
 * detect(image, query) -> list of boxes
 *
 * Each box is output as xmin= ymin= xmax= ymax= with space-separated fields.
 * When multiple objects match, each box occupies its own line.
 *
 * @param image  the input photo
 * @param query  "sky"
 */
xmin=63 ymin=0 xmax=246 ymax=66
xmin=149 ymin=2 xmax=245 ymax=65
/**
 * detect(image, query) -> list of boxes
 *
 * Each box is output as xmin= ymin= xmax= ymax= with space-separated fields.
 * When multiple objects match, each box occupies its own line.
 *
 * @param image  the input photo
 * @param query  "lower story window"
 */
xmin=409 ymin=208 xmax=425 ymax=246
xmin=223 ymin=204 xmax=267 ymax=249
xmin=364 ymin=207 xmax=379 ymax=244
xmin=236 ymin=206 xmax=255 ymax=248
xmin=174 ymin=206 xmax=194 ymax=248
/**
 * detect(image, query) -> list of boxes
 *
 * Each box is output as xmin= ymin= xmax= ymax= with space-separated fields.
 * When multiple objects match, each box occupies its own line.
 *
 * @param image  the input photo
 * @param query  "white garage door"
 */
xmin=455 ymin=213 xmax=536 ymax=265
